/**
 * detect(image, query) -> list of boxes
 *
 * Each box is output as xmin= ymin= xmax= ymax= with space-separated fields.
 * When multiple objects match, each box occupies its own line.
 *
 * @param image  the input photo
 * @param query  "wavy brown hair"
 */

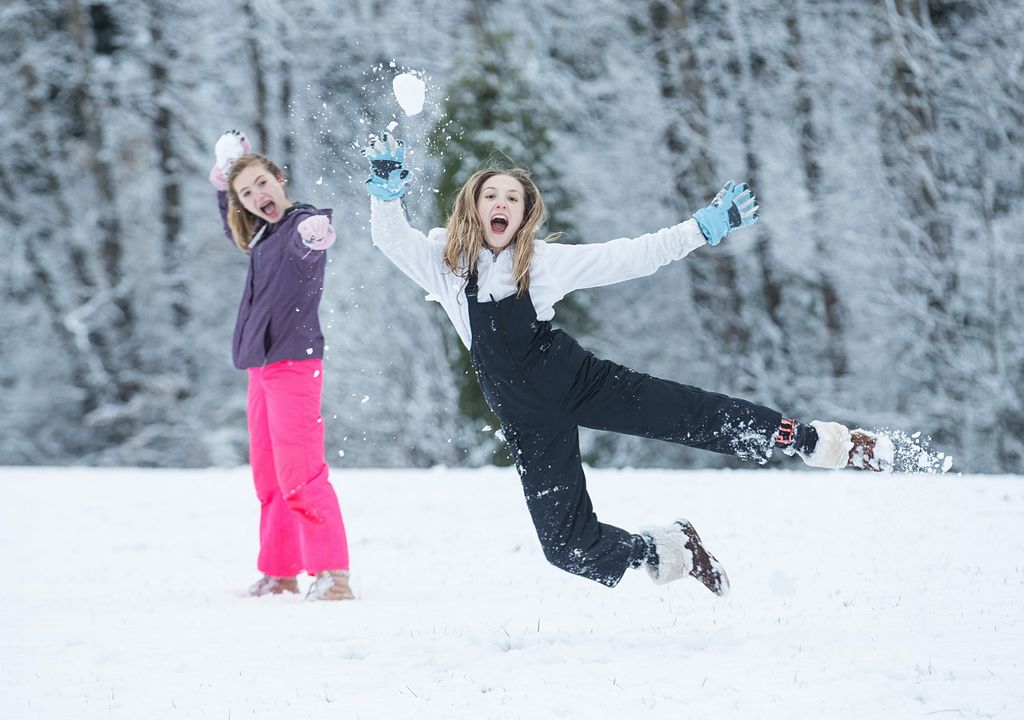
xmin=225 ymin=154 xmax=286 ymax=251
xmin=443 ymin=168 xmax=556 ymax=296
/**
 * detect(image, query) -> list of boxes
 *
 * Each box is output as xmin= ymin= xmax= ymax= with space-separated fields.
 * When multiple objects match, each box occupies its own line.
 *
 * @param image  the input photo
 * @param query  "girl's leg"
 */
xmin=505 ymin=422 xmax=639 ymax=587
xmin=567 ymin=355 xmax=785 ymax=463
xmin=247 ymin=368 xmax=303 ymax=577
xmin=262 ymin=360 xmax=349 ymax=575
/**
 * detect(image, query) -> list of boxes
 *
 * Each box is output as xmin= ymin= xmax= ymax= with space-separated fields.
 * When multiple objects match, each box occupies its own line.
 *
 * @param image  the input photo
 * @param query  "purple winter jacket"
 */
xmin=217 ymin=191 xmax=332 ymax=369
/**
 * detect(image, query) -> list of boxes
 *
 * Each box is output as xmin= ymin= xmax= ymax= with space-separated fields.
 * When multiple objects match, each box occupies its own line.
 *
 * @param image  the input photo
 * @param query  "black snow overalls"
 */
xmin=465 ymin=272 xmax=785 ymax=587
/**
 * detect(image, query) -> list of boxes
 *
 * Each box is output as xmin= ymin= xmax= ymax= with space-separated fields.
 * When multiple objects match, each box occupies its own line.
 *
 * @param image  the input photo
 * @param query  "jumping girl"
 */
xmin=209 ymin=130 xmax=353 ymax=601
xmin=362 ymin=131 xmax=892 ymax=596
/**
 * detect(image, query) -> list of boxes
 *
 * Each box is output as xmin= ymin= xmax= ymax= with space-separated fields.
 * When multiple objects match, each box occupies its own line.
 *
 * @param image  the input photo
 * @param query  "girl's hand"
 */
xmin=215 ymin=129 xmax=252 ymax=171
xmin=209 ymin=129 xmax=252 ymax=191
xmin=362 ymin=131 xmax=414 ymax=201
xmin=297 ymin=214 xmax=337 ymax=251
xmin=692 ymin=181 xmax=759 ymax=246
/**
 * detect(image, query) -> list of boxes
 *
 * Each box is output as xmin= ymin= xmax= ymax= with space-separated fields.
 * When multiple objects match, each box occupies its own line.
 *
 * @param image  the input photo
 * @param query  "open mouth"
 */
xmin=260 ymin=200 xmax=278 ymax=218
xmin=490 ymin=215 xmax=509 ymax=234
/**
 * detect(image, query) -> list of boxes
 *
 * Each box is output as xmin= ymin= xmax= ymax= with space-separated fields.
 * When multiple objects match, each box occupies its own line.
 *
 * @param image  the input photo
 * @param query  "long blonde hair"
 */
xmin=443 ymin=168 xmax=555 ymax=296
xmin=225 ymin=154 xmax=286 ymax=251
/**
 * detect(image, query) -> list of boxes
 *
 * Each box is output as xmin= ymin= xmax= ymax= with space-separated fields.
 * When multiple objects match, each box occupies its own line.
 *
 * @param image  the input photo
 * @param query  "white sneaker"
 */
xmin=248 ymin=575 xmax=298 ymax=596
xmin=306 ymin=570 xmax=354 ymax=601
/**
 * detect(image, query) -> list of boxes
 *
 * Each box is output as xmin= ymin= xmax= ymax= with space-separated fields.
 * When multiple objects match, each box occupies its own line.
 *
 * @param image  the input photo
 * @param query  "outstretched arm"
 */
xmin=550 ymin=180 xmax=760 ymax=293
xmin=544 ymin=218 xmax=707 ymax=292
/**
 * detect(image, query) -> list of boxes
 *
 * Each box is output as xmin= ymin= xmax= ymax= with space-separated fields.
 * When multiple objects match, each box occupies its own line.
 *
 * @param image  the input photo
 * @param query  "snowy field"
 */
xmin=1 ymin=465 xmax=1022 ymax=720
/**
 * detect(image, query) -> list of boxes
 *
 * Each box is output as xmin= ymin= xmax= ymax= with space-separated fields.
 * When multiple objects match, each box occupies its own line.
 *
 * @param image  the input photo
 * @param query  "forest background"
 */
xmin=1 ymin=0 xmax=1021 ymax=473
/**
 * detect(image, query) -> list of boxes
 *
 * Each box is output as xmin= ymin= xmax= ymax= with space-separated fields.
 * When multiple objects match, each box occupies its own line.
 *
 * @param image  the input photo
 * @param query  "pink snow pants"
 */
xmin=247 ymin=358 xmax=349 ymax=576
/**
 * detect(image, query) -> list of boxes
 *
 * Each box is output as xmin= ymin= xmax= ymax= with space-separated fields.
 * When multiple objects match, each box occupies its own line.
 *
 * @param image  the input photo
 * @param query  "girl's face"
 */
xmin=476 ymin=174 xmax=526 ymax=254
xmin=232 ymin=163 xmax=293 ymax=223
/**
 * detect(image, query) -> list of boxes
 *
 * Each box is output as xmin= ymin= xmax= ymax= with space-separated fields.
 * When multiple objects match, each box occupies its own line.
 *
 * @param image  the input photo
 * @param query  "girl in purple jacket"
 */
xmin=209 ymin=130 xmax=352 ymax=601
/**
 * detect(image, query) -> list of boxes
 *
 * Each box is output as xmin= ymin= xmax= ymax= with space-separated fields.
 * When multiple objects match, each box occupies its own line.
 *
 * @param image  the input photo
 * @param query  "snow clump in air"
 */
xmin=393 ymin=72 xmax=426 ymax=116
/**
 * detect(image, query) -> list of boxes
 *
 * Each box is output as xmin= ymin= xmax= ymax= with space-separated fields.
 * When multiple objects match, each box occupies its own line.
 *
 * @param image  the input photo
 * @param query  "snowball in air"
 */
xmin=393 ymin=73 xmax=425 ymax=116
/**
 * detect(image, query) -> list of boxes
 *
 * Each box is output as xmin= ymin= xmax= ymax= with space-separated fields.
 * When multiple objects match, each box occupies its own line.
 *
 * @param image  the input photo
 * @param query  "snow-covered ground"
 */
xmin=1 ymin=466 xmax=1021 ymax=719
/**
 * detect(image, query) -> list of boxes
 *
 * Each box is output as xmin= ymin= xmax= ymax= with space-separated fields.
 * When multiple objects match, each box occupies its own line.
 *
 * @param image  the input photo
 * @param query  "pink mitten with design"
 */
xmin=297 ymin=214 xmax=336 ymax=251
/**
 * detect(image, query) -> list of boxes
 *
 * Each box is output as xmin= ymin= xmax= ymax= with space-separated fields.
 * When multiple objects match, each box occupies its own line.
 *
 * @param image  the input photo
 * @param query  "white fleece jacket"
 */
xmin=370 ymin=197 xmax=708 ymax=349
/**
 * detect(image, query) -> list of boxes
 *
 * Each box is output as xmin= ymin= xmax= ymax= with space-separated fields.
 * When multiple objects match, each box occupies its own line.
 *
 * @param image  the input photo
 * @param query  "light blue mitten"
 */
xmin=693 ymin=181 xmax=759 ymax=246
xmin=363 ymin=131 xmax=414 ymax=201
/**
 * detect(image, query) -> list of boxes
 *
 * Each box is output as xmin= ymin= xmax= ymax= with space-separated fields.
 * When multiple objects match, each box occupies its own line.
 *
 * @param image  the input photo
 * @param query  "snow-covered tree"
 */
xmin=1 ymin=0 xmax=1021 ymax=473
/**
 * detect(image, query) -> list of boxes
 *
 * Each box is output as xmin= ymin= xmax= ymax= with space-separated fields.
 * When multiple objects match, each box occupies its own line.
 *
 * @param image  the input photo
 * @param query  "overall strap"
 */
xmin=465 ymin=270 xmax=479 ymax=301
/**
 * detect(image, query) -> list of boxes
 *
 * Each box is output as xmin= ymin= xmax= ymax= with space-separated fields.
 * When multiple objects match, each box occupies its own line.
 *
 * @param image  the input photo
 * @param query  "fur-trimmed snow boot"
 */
xmin=800 ymin=420 xmax=894 ymax=472
xmin=248 ymin=575 xmax=299 ymax=597
xmin=848 ymin=429 xmax=894 ymax=471
xmin=640 ymin=519 xmax=730 ymax=596
xmin=306 ymin=570 xmax=355 ymax=601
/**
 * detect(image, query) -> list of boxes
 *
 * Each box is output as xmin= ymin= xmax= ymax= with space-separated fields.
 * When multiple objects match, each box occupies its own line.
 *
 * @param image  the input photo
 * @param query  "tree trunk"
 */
xmin=783 ymin=0 xmax=847 ymax=380
xmin=67 ymin=0 xmax=140 ymax=425
xmin=648 ymin=0 xmax=751 ymax=385
xmin=878 ymin=0 xmax=961 ymax=446
xmin=149 ymin=4 xmax=194 ymax=400
xmin=240 ymin=0 xmax=269 ymax=151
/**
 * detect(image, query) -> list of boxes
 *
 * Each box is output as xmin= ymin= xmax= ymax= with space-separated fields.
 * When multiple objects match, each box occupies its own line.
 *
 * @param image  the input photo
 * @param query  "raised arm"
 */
xmin=208 ymin=129 xmax=251 ymax=244
xmin=363 ymin=131 xmax=449 ymax=297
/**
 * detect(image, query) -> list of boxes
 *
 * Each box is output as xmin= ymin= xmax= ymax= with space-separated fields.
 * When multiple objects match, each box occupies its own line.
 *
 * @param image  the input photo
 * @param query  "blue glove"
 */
xmin=693 ymin=180 xmax=759 ymax=246
xmin=363 ymin=131 xmax=414 ymax=201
